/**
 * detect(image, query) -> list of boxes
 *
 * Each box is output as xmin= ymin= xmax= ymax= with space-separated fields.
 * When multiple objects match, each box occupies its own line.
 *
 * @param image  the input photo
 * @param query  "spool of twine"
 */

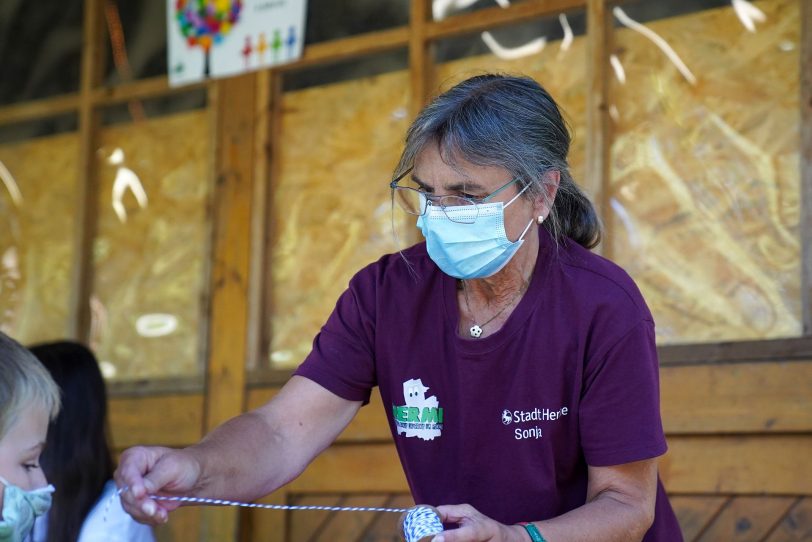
xmin=400 ymin=505 xmax=444 ymax=542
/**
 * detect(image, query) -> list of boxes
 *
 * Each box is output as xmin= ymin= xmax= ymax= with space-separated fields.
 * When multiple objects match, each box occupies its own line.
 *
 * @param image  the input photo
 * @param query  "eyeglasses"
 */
xmin=389 ymin=168 xmax=520 ymax=224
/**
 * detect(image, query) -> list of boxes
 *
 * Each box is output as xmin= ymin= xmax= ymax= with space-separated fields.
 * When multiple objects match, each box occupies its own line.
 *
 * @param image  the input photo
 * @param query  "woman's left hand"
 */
xmin=433 ymin=504 xmax=527 ymax=542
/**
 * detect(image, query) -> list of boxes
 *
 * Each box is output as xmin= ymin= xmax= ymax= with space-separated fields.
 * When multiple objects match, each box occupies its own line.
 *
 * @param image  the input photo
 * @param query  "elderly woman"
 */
xmin=117 ymin=74 xmax=682 ymax=541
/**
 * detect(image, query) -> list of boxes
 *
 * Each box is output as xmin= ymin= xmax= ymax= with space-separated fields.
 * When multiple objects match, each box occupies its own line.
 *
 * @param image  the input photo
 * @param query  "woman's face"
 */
xmin=412 ymin=145 xmax=543 ymax=243
xmin=0 ymin=402 xmax=49 ymax=511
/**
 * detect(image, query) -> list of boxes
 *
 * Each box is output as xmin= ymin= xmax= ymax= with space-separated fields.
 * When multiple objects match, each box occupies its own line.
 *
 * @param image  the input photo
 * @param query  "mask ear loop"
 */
xmin=504 ymin=182 xmax=535 ymax=242
xmin=505 ymin=181 xmax=532 ymax=207
xmin=516 ymin=217 xmax=535 ymax=242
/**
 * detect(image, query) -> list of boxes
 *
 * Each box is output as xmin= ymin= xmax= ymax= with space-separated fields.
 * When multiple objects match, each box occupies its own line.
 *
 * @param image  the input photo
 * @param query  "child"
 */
xmin=31 ymin=341 xmax=155 ymax=542
xmin=0 ymin=332 xmax=60 ymax=542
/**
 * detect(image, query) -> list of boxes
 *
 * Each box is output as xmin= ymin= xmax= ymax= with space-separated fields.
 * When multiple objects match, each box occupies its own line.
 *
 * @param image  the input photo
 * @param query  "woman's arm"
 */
xmin=435 ymin=457 xmax=658 ymax=542
xmin=116 ymin=376 xmax=362 ymax=525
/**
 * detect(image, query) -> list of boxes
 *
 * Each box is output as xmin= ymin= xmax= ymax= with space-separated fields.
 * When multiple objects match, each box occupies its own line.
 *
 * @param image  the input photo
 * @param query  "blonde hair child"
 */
xmin=0 ymin=332 xmax=60 ymax=542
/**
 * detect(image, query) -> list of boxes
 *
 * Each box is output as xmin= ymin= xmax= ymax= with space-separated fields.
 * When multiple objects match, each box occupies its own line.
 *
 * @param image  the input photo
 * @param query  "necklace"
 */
xmin=461 ymin=279 xmax=528 ymax=338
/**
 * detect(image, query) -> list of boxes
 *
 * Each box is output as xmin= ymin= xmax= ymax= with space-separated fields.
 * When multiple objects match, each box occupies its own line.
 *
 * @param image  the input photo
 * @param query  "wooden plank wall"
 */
xmin=109 ymin=360 xmax=812 ymax=540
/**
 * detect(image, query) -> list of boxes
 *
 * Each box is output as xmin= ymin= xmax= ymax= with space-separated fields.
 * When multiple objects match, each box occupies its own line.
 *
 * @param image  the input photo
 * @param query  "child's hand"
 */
xmin=114 ymin=445 xmax=202 ymax=525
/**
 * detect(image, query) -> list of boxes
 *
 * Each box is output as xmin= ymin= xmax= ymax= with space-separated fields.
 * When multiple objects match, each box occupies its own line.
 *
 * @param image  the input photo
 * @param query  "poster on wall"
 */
xmin=167 ymin=0 xmax=307 ymax=87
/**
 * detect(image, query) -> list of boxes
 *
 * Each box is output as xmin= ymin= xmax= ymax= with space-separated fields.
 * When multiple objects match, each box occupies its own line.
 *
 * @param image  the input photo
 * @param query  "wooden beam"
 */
xmin=107 ymin=375 xmax=204 ymax=397
xmin=661 ymin=435 xmax=812 ymax=495
xmin=109 ymin=394 xmax=204 ymax=449
xmin=426 ymin=0 xmax=587 ymax=40
xmin=280 ymin=27 xmax=411 ymax=71
xmin=0 ymin=94 xmax=79 ymax=126
xmin=245 ymin=70 xmax=279 ymax=372
xmin=585 ymin=0 xmax=612 ymax=257
xmin=659 ymin=337 xmax=812 ymax=365
xmin=91 ymin=76 xmax=208 ymax=106
xmin=202 ymin=73 xmax=256 ymax=541
xmin=409 ymin=0 xmax=434 ymax=119
xmin=801 ymin=0 xmax=811 ymax=336
xmin=250 ymin=360 xmax=812 ymax=443
xmin=661 ymin=361 xmax=812 ymax=434
xmin=289 ymin=434 xmax=812 ymax=496
xmin=68 ymin=0 xmax=104 ymax=341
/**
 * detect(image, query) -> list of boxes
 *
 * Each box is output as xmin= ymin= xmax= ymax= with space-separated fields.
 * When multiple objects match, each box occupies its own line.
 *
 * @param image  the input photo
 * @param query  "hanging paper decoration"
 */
xmin=175 ymin=0 xmax=243 ymax=76
xmin=167 ymin=0 xmax=307 ymax=87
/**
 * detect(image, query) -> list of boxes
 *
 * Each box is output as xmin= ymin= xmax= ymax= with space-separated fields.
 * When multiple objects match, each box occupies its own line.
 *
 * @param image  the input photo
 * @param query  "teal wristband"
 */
xmin=519 ymin=522 xmax=547 ymax=542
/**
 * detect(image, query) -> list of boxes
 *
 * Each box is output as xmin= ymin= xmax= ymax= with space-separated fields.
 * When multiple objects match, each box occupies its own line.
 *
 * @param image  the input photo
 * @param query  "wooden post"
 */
xmin=585 ymin=0 xmax=612 ymax=257
xmin=68 ymin=0 xmax=104 ymax=341
xmin=409 ymin=0 xmax=433 ymax=119
xmin=201 ymin=72 xmax=256 ymax=541
xmin=245 ymin=69 xmax=274 ymax=372
xmin=801 ymin=0 xmax=811 ymax=336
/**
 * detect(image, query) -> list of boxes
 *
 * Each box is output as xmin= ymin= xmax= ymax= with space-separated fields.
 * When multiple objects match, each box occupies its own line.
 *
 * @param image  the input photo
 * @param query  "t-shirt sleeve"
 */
xmin=294 ymin=269 xmax=377 ymax=404
xmin=579 ymin=319 xmax=667 ymax=467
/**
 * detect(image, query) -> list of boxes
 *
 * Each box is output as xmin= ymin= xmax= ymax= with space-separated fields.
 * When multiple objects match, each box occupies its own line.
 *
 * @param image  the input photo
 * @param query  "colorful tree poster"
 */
xmin=167 ymin=0 xmax=307 ymax=86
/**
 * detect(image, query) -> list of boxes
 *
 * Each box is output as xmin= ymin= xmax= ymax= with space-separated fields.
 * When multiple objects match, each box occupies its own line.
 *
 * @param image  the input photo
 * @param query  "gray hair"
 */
xmin=395 ymin=73 xmax=601 ymax=248
xmin=0 ymin=332 xmax=61 ymax=439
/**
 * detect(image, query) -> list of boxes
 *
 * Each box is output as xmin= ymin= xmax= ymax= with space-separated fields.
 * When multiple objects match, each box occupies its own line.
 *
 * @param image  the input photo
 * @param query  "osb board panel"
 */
xmin=0 ymin=131 xmax=78 ymax=344
xmin=696 ymin=496 xmax=798 ymax=542
xmin=93 ymin=110 xmax=210 ymax=380
xmin=434 ymin=19 xmax=587 ymax=188
xmin=269 ymin=72 xmax=409 ymax=370
xmin=108 ymin=394 xmax=204 ymax=449
xmin=660 ymin=361 xmax=812 ymax=434
xmin=609 ymin=0 xmax=801 ymax=344
xmin=660 ymin=434 xmax=812 ymax=494
xmin=765 ymin=497 xmax=812 ymax=542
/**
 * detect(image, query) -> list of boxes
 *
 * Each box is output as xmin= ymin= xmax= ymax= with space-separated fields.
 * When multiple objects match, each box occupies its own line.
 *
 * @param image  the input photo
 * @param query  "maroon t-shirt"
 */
xmin=296 ymin=229 xmax=682 ymax=541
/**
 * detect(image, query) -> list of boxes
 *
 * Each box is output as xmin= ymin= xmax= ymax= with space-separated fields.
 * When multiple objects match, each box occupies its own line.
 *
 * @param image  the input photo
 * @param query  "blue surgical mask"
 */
xmin=0 ymin=476 xmax=54 ymax=542
xmin=417 ymin=184 xmax=534 ymax=279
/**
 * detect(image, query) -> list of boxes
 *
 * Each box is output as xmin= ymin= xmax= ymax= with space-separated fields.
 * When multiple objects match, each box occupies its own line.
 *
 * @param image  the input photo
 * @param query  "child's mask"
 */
xmin=0 ymin=476 xmax=54 ymax=542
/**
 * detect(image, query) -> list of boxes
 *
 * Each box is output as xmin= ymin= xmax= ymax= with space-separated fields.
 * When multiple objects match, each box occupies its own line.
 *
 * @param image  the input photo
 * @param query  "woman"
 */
xmin=118 ymin=74 xmax=682 ymax=541
xmin=30 ymin=341 xmax=155 ymax=542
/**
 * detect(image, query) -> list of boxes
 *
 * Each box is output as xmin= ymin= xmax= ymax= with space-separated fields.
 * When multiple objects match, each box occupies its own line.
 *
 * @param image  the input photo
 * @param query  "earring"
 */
xmin=536 ymin=215 xmax=545 ymax=224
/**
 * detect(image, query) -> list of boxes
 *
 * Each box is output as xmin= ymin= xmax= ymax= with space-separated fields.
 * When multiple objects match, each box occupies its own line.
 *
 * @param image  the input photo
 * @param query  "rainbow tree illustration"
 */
xmin=175 ymin=0 xmax=243 ymax=76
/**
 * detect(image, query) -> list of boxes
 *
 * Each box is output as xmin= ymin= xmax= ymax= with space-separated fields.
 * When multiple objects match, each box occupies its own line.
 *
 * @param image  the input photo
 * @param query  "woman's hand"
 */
xmin=114 ymin=445 xmax=203 ymax=525
xmin=433 ymin=504 xmax=528 ymax=542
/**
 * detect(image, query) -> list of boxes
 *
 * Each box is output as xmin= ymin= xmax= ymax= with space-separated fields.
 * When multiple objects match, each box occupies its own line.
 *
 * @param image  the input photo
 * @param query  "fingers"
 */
xmin=432 ymin=524 xmax=476 ymax=542
xmin=115 ymin=446 xmax=152 ymax=500
xmin=115 ymin=446 xmax=189 ymax=526
xmin=435 ymin=503 xmax=478 ymax=524
xmin=431 ymin=504 xmax=506 ymax=542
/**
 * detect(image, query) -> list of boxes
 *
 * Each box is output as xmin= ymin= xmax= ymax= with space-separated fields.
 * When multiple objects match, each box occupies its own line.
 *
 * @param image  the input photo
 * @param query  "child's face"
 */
xmin=0 ymin=403 xmax=49 ymax=493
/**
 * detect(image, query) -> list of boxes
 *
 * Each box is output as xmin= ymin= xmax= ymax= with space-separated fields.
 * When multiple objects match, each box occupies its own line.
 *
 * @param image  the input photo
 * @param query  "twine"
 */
xmin=109 ymin=488 xmax=444 ymax=541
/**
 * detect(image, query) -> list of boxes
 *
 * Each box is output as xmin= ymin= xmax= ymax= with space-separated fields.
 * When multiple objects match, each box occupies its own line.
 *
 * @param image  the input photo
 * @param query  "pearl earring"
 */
xmin=536 ymin=215 xmax=545 ymax=224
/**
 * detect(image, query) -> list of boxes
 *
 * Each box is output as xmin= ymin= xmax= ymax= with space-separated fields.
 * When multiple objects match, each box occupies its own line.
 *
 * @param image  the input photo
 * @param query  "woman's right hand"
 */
xmin=114 ymin=445 xmax=203 ymax=525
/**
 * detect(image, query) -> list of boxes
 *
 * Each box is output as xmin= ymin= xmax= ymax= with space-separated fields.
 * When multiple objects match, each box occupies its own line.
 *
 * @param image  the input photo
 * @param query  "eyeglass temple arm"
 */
xmin=389 ymin=167 xmax=414 ymax=189
xmin=481 ymin=177 xmax=520 ymax=202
